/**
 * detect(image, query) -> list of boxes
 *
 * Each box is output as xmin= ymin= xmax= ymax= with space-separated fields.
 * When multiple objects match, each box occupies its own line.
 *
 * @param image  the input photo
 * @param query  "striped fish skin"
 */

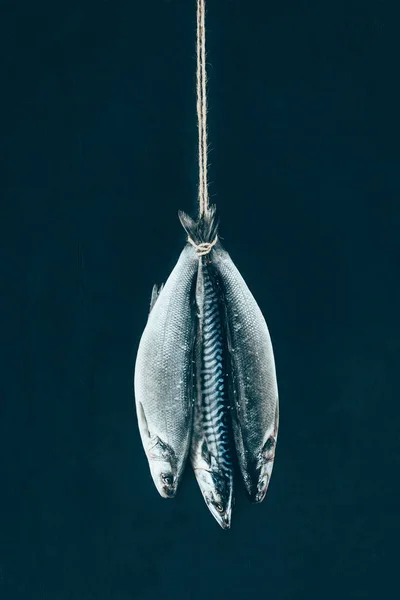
xmin=213 ymin=242 xmax=279 ymax=504
xmin=191 ymin=257 xmax=234 ymax=529
xmin=134 ymin=244 xmax=198 ymax=499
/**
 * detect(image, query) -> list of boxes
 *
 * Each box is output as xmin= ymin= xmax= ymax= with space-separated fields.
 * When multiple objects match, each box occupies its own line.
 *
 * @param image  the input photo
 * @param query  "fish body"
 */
xmin=213 ymin=243 xmax=279 ymax=503
xmin=134 ymin=244 xmax=198 ymax=498
xmin=191 ymin=256 xmax=234 ymax=529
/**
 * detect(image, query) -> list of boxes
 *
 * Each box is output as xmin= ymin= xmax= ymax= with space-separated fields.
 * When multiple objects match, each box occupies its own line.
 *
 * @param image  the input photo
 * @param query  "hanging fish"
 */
xmin=213 ymin=244 xmax=279 ymax=503
xmin=180 ymin=210 xmax=234 ymax=529
xmin=134 ymin=244 xmax=198 ymax=498
xmin=134 ymin=0 xmax=279 ymax=525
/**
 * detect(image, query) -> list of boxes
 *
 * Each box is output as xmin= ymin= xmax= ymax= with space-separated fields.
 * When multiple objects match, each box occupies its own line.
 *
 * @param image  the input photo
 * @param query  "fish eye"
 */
xmin=161 ymin=474 xmax=173 ymax=486
xmin=214 ymin=502 xmax=224 ymax=513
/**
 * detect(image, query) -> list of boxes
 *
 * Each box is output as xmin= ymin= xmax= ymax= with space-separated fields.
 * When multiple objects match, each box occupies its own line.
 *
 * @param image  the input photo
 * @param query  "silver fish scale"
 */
xmin=134 ymin=244 xmax=198 ymax=480
xmin=212 ymin=243 xmax=279 ymax=466
xmin=198 ymin=260 xmax=232 ymax=472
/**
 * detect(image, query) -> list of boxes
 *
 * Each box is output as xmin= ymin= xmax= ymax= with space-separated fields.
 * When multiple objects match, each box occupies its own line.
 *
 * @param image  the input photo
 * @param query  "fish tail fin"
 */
xmin=178 ymin=205 xmax=219 ymax=245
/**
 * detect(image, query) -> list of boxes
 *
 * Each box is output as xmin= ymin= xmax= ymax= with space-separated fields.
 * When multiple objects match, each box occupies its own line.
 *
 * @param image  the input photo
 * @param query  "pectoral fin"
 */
xmin=201 ymin=440 xmax=211 ymax=463
xmin=149 ymin=283 xmax=164 ymax=313
xmin=137 ymin=401 xmax=150 ymax=439
xmin=148 ymin=436 xmax=177 ymax=467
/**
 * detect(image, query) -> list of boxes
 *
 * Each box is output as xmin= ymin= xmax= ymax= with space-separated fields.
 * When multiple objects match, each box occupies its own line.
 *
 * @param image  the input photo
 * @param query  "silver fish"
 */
xmin=180 ymin=210 xmax=234 ymax=529
xmin=134 ymin=244 xmax=198 ymax=498
xmin=213 ymin=243 xmax=279 ymax=503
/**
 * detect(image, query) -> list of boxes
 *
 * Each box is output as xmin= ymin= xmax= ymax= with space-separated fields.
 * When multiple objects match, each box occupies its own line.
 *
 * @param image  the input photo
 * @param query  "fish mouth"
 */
xmin=253 ymin=488 xmax=267 ymax=504
xmin=242 ymin=455 xmax=273 ymax=503
xmin=194 ymin=469 xmax=233 ymax=530
xmin=150 ymin=468 xmax=178 ymax=499
xmin=156 ymin=482 xmax=177 ymax=499
xmin=247 ymin=474 xmax=270 ymax=504
xmin=207 ymin=503 xmax=232 ymax=530
xmin=219 ymin=512 xmax=231 ymax=530
xmin=158 ymin=478 xmax=178 ymax=499
xmin=162 ymin=486 xmax=177 ymax=499
xmin=215 ymin=507 xmax=232 ymax=530
xmin=205 ymin=494 xmax=232 ymax=530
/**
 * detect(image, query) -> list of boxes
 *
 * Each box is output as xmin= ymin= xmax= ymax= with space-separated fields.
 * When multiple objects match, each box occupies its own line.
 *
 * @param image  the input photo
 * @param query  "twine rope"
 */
xmin=190 ymin=0 xmax=217 ymax=257
xmin=197 ymin=0 xmax=209 ymax=219
xmin=187 ymin=234 xmax=218 ymax=256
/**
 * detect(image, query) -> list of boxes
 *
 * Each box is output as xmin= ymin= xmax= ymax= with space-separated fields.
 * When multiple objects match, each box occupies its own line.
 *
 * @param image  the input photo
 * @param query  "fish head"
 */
xmin=147 ymin=436 xmax=179 ymax=499
xmin=194 ymin=456 xmax=233 ymax=529
xmin=247 ymin=435 xmax=277 ymax=503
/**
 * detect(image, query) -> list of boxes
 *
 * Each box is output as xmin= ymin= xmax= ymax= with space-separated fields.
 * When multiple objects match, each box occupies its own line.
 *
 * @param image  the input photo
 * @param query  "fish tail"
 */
xmin=178 ymin=205 xmax=219 ymax=245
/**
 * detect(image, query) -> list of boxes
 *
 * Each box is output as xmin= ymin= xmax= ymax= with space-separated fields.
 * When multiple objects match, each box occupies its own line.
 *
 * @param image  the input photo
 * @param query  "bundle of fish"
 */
xmin=134 ymin=208 xmax=279 ymax=529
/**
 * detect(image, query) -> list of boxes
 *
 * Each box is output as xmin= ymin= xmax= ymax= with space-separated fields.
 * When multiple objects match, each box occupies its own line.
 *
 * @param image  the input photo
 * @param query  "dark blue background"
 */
xmin=1 ymin=1 xmax=398 ymax=598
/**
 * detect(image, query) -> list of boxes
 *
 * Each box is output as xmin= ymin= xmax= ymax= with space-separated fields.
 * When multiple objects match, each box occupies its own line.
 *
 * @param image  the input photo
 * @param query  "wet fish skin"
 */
xmin=191 ymin=256 xmax=234 ymax=529
xmin=213 ymin=242 xmax=279 ymax=503
xmin=134 ymin=244 xmax=198 ymax=499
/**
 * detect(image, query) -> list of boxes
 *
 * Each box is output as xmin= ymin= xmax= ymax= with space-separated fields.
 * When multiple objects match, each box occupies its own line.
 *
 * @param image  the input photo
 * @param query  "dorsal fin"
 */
xmin=149 ymin=283 xmax=164 ymax=313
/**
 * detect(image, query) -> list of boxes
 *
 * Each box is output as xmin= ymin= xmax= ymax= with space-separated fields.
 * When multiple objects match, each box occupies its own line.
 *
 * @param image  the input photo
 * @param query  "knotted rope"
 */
xmin=187 ymin=234 xmax=218 ymax=256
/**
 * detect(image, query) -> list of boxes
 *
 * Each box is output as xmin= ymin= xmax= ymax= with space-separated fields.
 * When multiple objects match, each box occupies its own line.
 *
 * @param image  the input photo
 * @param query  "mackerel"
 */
xmin=180 ymin=210 xmax=233 ymax=529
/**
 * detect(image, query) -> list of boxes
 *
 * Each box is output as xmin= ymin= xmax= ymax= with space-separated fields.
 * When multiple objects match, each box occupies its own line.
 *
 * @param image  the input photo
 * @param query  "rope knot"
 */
xmin=188 ymin=235 xmax=218 ymax=257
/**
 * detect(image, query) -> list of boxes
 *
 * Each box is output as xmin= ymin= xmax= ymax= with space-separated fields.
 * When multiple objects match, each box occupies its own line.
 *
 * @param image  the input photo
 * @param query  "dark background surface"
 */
xmin=0 ymin=0 xmax=399 ymax=598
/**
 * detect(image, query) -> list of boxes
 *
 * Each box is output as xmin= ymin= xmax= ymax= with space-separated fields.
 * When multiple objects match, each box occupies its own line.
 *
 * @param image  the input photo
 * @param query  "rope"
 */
xmin=188 ymin=0 xmax=216 ymax=257
xmin=197 ymin=0 xmax=209 ymax=218
xmin=187 ymin=234 xmax=218 ymax=256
